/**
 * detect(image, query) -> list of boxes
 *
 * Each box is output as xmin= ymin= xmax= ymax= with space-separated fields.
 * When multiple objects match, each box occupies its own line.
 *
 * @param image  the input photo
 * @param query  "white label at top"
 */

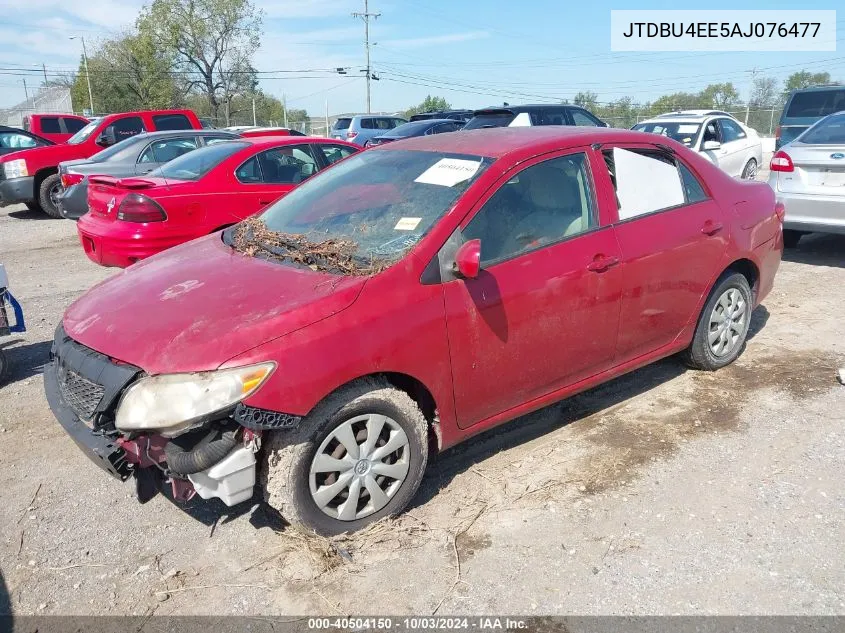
xmin=611 ymin=10 xmax=836 ymax=51
xmin=415 ymin=158 xmax=481 ymax=188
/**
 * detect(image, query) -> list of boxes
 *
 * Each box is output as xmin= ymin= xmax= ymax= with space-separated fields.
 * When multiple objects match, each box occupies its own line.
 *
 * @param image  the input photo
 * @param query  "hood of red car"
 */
xmin=63 ymin=234 xmax=367 ymax=374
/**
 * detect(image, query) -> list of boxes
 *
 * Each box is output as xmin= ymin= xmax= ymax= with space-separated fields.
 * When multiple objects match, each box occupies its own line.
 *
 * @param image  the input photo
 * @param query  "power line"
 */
xmin=352 ymin=0 xmax=380 ymax=113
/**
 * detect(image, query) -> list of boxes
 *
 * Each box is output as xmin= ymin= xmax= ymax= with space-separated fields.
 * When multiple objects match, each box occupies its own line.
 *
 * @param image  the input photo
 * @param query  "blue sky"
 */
xmin=0 ymin=0 xmax=842 ymax=115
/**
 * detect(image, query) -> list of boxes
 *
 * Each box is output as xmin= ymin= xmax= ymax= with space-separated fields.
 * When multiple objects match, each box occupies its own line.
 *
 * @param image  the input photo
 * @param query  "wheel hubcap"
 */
xmin=708 ymin=288 xmax=747 ymax=357
xmin=49 ymin=184 xmax=62 ymax=208
xmin=743 ymin=162 xmax=757 ymax=180
xmin=309 ymin=414 xmax=410 ymax=521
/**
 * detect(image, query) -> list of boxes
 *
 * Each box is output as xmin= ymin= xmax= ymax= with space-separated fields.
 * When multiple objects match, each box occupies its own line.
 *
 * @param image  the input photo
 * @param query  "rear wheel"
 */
xmin=38 ymin=174 xmax=63 ymax=218
xmin=740 ymin=158 xmax=758 ymax=180
xmin=682 ymin=272 xmax=753 ymax=371
xmin=783 ymin=229 xmax=804 ymax=249
xmin=261 ymin=379 xmax=429 ymax=535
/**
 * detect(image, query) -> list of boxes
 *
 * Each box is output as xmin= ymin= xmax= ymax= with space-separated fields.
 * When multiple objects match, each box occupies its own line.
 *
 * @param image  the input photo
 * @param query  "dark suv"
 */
xmin=776 ymin=85 xmax=845 ymax=149
xmin=463 ymin=104 xmax=607 ymax=130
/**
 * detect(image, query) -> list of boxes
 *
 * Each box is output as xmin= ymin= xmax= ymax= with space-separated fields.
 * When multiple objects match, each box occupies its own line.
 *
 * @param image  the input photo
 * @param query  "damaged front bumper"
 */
xmin=44 ymin=325 xmax=301 ymax=507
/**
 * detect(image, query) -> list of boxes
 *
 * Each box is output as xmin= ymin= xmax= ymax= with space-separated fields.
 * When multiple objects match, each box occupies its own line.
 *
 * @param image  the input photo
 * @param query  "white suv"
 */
xmin=633 ymin=110 xmax=763 ymax=180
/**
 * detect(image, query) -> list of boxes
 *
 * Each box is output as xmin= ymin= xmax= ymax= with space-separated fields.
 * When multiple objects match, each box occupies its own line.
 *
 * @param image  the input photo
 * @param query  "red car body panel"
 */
xmin=77 ymin=137 xmax=359 ymax=267
xmin=63 ymin=127 xmax=782 ymax=452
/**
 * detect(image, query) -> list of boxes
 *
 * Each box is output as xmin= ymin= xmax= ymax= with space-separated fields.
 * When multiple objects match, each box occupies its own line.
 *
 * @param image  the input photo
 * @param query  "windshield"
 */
xmin=231 ymin=149 xmax=491 ymax=272
xmin=463 ymin=112 xmax=516 ymax=130
xmin=66 ymin=120 xmax=101 ymax=145
xmin=150 ymin=141 xmax=247 ymax=181
xmin=633 ymin=122 xmax=702 ymax=148
xmin=798 ymin=112 xmax=845 ymax=144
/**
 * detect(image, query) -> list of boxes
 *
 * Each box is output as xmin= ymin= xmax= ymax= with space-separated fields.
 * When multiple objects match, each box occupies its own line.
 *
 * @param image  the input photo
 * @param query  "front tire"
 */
xmin=262 ymin=379 xmax=429 ymax=535
xmin=682 ymin=272 xmax=753 ymax=371
xmin=740 ymin=158 xmax=758 ymax=180
xmin=38 ymin=174 xmax=63 ymax=218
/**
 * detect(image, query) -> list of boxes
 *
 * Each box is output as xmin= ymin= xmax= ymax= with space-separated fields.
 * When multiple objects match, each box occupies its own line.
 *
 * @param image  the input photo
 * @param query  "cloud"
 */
xmin=263 ymin=0 xmax=353 ymax=20
xmin=378 ymin=30 xmax=489 ymax=49
xmin=21 ymin=0 xmax=139 ymax=30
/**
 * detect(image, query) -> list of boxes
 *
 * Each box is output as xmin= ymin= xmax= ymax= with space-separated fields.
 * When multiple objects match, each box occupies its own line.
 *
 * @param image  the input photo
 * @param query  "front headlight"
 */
xmin=115 ymin=362 xmax=276 ymax=434
xmin=2 ymin=159 xmax=28 ymax=179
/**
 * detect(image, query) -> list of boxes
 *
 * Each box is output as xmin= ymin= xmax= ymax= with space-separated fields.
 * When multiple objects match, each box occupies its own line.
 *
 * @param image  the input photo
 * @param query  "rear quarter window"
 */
xmin=152 ymin=114 xmax=192 ymax=131
xmin=333 ymin=118 xmax=352 ymax=130
xmin=40 ymin=117 xmax=61 ymax=134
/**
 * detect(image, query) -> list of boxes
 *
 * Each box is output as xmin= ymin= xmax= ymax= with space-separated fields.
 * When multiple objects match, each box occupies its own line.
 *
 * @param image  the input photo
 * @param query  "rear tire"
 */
xmin=740 ymin=158 xmax=758 ymax=180
xmin=261 ymin=379 xmax=429 ymax=536
xmin=0 ymin=349 xmax=8 ymax=385
xmin=38 ymin=174 xmax=63 ymax=218
xmin=682 ymin=272 xmax=753 ymax=371
xmin=783 ymin=229 xmax=803 ymax=249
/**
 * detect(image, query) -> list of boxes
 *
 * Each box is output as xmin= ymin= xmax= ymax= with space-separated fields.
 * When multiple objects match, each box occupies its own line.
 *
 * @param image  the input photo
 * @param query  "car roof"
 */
xmin=375 ymin=126 xmax=663 ymax=159
xmin=788 ymin=85 xmax=845 ymax=93
xmin=235 ymin=136 xmax=356 ymax=148
xmin=130 ymin=129 xmax=238 ymax=140
xmin=473 ymin=104 xmax=578 ymax=115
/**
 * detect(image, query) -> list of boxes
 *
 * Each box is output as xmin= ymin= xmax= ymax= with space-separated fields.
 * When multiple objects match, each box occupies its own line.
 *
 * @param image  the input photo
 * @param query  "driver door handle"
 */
xmin=701 ymin=220 xmax=724 ymax=236
xmin=587 ymin=255 xmax=620 ymax=272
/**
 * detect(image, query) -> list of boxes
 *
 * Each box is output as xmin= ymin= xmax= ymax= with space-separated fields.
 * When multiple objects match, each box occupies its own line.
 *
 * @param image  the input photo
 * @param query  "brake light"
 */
xmin=770 ymin=150 xmax=794 ymax=173
xmin=775 ymin=201 xmax=786 ymax=223
xmin=61 ymin=172 xmax=84 ymax=188
xmin=117 ymin=194 xmax=166 ymax=222
xmin=346 ymin=130 xmax=358 ymax=139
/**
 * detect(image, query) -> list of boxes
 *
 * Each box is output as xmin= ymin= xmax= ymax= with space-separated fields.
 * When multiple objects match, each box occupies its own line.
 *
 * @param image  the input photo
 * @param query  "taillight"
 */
xmin=346 ymin=130 xmax=358 ymax=139
xmin=117 ymin=194 xmax=166 ymax=222
xmin=775 ymin=201 xmax=786 ymax=223
xmin=61 ymin=172 xmax=84 ymax=188
xmin=770 ymin=150 xmax=794 ymax=172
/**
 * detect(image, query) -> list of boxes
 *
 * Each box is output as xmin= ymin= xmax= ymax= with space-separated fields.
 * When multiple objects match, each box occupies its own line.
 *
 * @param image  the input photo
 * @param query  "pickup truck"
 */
xmin=23 ymin=113 xmax=89 ymax=144
xmin=0 ymin=109 xmax=202 ymax=217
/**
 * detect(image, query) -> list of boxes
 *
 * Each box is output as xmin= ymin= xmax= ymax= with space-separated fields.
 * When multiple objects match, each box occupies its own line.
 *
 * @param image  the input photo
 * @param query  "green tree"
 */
xmin=403 ymin=95 xmax=451 ymax=119
xmin=648 ymin=91 xmax=701 ymax=114
xmin=699 ymin=82 xmax=740 ymax=109
xmin=573 ymin=91 xmax=598 ymax=111
xmin=783 ymin=70 xmax=832 ymax=95
xmin=138 ymin=0 xmax=263 ymax=124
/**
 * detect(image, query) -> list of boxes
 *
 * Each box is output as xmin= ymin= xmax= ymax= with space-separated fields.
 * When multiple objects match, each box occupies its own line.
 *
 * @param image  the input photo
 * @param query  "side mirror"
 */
xmin=454 ymin=239 xmax=481 ymax=279
xmin=702 ymin=140 xmax=721 ymax=151
xmin=96 ymin=126 xmax=117 ymax=147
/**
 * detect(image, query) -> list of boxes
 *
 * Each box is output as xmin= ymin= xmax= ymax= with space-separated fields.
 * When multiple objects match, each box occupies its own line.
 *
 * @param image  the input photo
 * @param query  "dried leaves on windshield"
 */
xmin=231 ymin=216 xmax=390 ymax=276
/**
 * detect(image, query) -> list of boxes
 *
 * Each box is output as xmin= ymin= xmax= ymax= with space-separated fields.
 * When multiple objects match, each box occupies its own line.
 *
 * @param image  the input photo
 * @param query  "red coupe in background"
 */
xmin=78 ymin=137 xmax=358 ymax=267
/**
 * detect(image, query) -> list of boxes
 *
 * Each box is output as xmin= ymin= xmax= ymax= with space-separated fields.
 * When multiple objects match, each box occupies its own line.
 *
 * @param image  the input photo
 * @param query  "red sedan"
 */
xmin=77 ymin=137 xmax=358 ymax=267
xmin=47 ymin=127 xmax=782 ymax=535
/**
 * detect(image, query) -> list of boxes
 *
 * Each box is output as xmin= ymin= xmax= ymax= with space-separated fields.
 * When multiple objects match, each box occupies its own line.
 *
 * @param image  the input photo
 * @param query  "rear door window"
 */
xmin=360 ymin=118 xmax=376 ymax=129
xmin=138 ymin=137 xmax=199 ymax=163
xmin=112 ymin=116 xmax=145 ymax=141
xmin=786 ymin=89 xmax=845 ymax=118
xmin=571 ymin=109 xmax=601 ymax=127
xmin=602 ymin=148 xmax=685 ymax=220
xmin=152 ymin=114 xmax=192 ymax=131
xmin=62 ymin=117 xmax=87 ymax=133
xmin=317 ymin=144 xmax=358 ymax=165
xmin=40 ymin=117 xmax=61 ymax=134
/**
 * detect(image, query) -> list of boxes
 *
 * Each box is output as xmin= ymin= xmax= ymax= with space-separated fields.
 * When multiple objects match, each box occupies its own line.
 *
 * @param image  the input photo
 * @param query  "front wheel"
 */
xmin=740 ymin=158 xmax=758 ymax=180
xmin=682 ymin=272 xmax=753 ymax=371
xmin=262 ymin=379 xmax=429 ymax=535
xmin=38 ymin=174 xmax=63 ymax=219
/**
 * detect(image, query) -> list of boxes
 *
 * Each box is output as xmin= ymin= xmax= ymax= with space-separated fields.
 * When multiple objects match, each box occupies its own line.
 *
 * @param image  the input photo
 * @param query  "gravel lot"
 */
xmin=1 ymin=184 xmax=844 ymax=616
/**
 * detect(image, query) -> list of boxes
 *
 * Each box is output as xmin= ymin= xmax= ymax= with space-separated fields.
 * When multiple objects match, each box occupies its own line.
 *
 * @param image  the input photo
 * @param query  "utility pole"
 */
xmin=252 ymin=96 xmax=257 ymax=126
xmin=21 ymin=78 xmax=30 ymax=109
xmin=352 ymin=0 xmax=380 ymax=113
xmin=283 ymin=94 xmax=288 ymax=128
xmin=70 ymin=36 xmax=94 ymax=114
xmin=325 ymin=100 xmax=329 ymax=138
xmin=744 ymin=67 xmax=758 ymax=125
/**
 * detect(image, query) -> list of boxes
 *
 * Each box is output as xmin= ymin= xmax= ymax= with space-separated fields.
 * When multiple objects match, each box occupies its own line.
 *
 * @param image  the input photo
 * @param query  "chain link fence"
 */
xmin=0 ymin=87 xmax=75 ymax=128
xmin=601 ymin=106 xmax=782 ymax=136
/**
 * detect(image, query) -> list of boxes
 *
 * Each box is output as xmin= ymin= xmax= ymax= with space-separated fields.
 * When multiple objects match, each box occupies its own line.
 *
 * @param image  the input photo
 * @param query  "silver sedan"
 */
xmin=768 ymin=111 xmax=845 ymax=248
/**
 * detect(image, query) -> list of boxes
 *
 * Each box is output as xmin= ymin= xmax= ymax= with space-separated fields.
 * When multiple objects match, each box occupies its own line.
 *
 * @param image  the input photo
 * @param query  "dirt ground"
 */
xmin=1 ymin=191 xmax=844 ymax=617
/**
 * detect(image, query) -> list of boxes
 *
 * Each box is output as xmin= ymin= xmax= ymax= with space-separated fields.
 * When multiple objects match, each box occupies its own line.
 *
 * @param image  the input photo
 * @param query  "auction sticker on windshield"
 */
xmin=394 ymin=217 xmax=422 ymax=231
xmin=415 ymin=158 xmax=481 ymax=187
